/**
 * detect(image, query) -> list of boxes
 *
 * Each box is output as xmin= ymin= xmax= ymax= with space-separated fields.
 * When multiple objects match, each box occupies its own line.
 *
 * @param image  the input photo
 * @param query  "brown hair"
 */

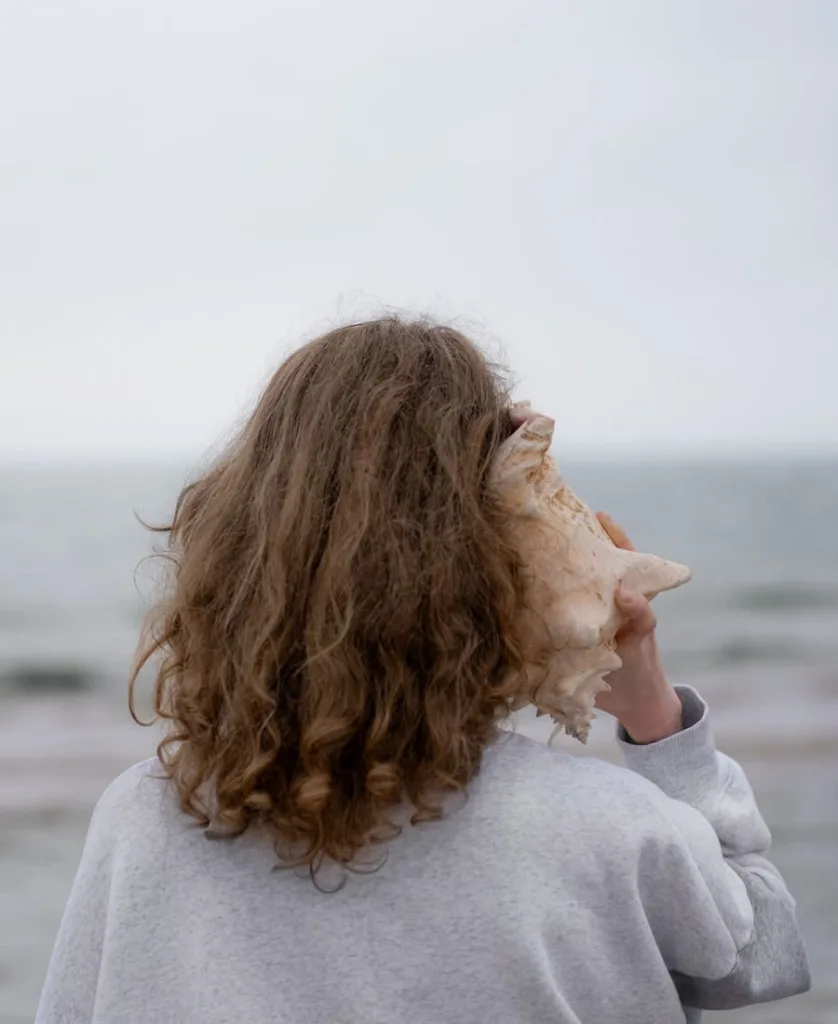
xmin=130 ymin=316 xmax=532 ymax=884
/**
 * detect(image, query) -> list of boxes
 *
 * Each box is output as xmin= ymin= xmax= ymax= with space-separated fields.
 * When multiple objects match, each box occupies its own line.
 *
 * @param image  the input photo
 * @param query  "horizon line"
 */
xmin=0 ymin=446 xmax=836 ymax=469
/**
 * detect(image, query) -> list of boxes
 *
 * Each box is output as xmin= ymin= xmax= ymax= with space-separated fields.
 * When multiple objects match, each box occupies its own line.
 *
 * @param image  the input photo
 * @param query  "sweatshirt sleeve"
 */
xmin=617 ymin=686 xmax=811 ymax=1011
xmin=35 ymin=783 xmax=118 ymax=1023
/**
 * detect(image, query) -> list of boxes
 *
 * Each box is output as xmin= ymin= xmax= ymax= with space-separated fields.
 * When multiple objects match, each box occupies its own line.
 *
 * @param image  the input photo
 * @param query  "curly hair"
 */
xmin=129 ymin=316 xmax=537 ymax=885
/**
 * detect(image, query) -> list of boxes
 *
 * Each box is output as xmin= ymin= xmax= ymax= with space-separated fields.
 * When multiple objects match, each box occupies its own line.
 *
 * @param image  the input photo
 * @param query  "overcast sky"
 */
xmin=1 ymin=0 xmax=835 ymax=461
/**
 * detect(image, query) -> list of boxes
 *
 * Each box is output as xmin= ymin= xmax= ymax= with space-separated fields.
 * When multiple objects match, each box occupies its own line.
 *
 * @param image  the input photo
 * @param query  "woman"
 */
xmin=36 ymin=317 xmax=810 ymax=1023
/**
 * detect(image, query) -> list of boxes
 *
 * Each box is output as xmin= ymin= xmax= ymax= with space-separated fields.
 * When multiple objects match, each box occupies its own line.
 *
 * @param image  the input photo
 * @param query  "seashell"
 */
xmin=490 ymin=404 xmax=691 ymax=743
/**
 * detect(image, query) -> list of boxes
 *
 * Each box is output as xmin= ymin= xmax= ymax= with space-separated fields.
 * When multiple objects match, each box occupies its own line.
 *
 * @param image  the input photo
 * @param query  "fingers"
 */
xmin=491 ymin=404 xmax=561 ymax=509
xmin=615 ymin=587 xmax=657 ymax=636
xmin=508 ymin=400 xmax=535 ymax=429
xmin=492 ymin=410 xmax=554 ymax=481
xmin=596 ymin=511 xmax=636 ymax=552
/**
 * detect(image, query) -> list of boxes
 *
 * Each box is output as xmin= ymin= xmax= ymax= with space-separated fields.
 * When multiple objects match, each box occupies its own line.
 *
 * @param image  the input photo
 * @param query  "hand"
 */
xmin=593 ymin=512 xmax=684 ymax=744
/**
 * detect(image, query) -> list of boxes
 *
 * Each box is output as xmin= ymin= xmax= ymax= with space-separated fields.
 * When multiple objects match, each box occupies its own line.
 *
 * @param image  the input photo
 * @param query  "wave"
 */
xmin=0 ymin=663 xmax=97 ymax=694
xmin=664 ymin=636 xmax=815 ymax=673
xmin=712 ymin=637 xmax=808 ymax=667
xmin=728 ymin=584 xmax=838 ymax=612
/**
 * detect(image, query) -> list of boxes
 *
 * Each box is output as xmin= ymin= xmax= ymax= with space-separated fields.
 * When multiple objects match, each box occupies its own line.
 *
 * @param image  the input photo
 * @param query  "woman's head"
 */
xmin=131 ymin=316 xmax=533 ymax=879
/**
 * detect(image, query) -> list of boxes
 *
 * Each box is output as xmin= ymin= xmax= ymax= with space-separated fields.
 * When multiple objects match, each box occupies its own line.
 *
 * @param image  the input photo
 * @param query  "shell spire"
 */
xmin=617 ymin=549 xmax=691 ymax=599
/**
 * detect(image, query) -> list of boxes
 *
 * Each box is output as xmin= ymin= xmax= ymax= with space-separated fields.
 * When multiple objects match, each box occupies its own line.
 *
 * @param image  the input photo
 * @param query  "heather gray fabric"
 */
xmin=35 ymin=687 xmax=810 ymax=1024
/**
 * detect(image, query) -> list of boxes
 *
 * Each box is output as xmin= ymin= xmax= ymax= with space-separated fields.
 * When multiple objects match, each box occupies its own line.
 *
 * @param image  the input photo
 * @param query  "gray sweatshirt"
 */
xmin=35 ymin=687 xmax=810 ymax=1024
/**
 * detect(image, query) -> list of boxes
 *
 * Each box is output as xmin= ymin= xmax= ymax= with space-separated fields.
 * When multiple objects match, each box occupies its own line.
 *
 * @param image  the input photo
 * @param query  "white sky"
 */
xmin=1 ymin=0 xmax=836 ymax=461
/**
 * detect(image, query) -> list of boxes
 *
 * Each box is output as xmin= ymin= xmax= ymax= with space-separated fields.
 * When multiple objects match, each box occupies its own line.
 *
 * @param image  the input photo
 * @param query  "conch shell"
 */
xmin=490 ymin=404 xmax=691 ymax=742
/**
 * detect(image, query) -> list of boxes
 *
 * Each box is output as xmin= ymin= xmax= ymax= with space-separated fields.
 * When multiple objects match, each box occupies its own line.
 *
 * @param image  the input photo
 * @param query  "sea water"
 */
xmin=1 ymin=459 xmax=836 ymax=1022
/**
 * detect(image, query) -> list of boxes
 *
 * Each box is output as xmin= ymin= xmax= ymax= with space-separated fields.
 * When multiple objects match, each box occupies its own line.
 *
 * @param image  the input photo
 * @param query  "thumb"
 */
xmin=615 ymin=587 xmax=657 ymax=636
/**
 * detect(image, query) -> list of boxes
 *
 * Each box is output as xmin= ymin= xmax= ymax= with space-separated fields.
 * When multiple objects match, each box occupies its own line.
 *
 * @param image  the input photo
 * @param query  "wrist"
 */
xmin=619 ymin=689 xmax=684 ymax=745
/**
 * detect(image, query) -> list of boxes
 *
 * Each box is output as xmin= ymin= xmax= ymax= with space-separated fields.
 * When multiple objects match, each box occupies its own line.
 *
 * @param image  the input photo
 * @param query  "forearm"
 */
xmin=617 ymin=686 xmax=769 ymax=855
xmin=619 ymin=686 xmax=811 ymax=1008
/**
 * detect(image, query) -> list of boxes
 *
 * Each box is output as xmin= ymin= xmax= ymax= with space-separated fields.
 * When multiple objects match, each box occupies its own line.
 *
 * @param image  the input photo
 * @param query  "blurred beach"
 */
xmin=1 ymin=458 xmax=836 ymax=1023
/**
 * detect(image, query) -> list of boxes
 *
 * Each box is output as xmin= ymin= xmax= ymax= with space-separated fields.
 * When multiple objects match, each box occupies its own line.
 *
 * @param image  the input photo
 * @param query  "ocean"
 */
xmin=1 ymin=459 xmax=836 ymax=1023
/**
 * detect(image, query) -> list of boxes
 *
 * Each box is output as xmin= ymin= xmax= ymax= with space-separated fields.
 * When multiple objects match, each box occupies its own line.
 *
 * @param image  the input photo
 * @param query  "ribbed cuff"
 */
xmin=616 ymin=686 xmax=721 ymax=803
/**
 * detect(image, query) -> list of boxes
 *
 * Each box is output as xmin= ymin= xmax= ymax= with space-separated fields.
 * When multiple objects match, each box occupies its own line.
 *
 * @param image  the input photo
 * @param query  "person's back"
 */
xmin=35 ymin=318 xmax=810 ymax=1023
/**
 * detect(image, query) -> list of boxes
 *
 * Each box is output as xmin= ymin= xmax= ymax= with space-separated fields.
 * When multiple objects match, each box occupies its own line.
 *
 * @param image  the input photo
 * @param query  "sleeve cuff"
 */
xmin=616 ymin=686 xmax=722 ymax=803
